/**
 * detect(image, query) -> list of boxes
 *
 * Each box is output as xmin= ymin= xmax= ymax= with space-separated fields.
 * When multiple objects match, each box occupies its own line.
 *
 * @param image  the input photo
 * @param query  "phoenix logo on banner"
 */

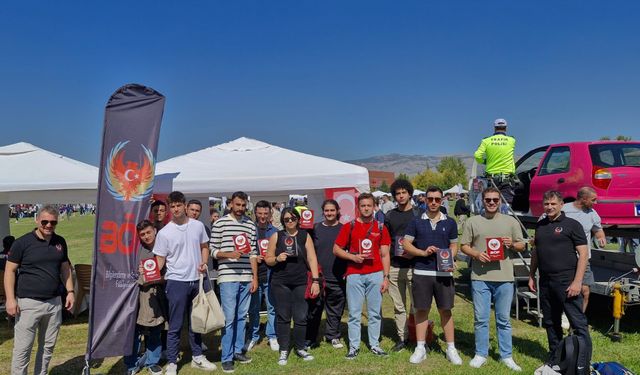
xmin=105 ymin=141 xmax=155 ymax=201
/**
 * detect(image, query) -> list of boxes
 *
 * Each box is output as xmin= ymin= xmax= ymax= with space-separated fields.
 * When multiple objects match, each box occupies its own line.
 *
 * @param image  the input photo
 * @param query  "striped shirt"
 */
xmin=210 ymin=214 xmax=257 ymax=283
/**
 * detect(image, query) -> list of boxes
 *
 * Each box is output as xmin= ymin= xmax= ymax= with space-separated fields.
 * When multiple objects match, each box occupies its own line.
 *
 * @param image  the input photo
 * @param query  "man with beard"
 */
xmin=211 ymin=191 xmax=259 ymax=373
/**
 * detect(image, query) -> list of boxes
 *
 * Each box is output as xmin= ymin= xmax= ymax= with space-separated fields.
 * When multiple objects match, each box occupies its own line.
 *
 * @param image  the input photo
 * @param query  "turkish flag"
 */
xmin=324 ymin=187 xmax=359 ymax=224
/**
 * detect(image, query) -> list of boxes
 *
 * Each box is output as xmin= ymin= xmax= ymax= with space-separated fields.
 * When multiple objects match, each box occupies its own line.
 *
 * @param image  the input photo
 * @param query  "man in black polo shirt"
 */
xmin=384 ymin=178 xmax=424 ymax=352
xmin=403 ymin=186 xmax=461 ymax=365
xmin=529 ymin=190 xmax=591 ymax=367
xmin=4 ymin=205 xmax=75 ymax=375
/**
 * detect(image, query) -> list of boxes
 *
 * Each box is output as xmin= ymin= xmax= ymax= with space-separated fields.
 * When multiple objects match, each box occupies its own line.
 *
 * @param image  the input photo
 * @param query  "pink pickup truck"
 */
xmin=511 ymin=141 xmax=640 ymax=227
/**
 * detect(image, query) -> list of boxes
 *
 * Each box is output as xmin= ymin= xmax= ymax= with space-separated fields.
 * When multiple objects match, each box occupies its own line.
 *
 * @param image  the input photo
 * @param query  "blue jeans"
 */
xmin=219 ymin=281 xmax=252 ymax=363
xmin=247 ymin=281 xmax=276 ymax=342
xmin=471 ymin=280 xmax=514 ymax=359
xmin=346 ymin=271 xmax=383 ymax=349
xmin=124 ymin=325 xmax=162 ymax=371
xmin=165 ymin=280 xmax=205 ymax=364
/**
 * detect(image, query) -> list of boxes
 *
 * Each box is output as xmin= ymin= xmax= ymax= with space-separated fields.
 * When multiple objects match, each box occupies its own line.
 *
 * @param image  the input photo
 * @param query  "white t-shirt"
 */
xmin=153 ymin=218 xmax=209 ymax=282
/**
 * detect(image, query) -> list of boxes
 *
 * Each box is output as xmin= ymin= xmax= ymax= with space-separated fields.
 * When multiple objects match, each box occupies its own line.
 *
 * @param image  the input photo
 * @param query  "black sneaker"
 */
xmin=233 ymin=353 xmax=252 ymax=364
xmin=221 ymin=361 xmax=235 ymax=373
xmin=371 ymin=346 xmax=388 ymax=357
xmin=147 ymin=365 xmax=163 ymax=375
xmin=345 ymin=347 xmax=359 ymax=360
xmin=391 ymin=340 xmax=407 ymax=352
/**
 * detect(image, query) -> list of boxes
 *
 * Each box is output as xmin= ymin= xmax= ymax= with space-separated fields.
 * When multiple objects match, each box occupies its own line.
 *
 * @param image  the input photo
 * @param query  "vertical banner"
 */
xmin=86 ymin=84 xmax=165 ymax=361
xmin=324 ymin=187 xmax=359 ymax=224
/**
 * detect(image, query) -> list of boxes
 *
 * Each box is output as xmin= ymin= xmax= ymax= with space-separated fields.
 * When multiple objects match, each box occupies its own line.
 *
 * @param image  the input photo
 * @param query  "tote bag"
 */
xmin=191 ymin=273 xmax=224 ymax=333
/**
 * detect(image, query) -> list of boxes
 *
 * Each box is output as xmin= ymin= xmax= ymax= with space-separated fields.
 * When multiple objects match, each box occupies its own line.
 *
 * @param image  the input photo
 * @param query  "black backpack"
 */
xmin=547 ymin=335 xmax=590 ymax=375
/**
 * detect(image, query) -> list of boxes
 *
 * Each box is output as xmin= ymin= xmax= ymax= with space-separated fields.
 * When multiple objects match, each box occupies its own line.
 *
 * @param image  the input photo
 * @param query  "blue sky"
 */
xmin=2 ymin=1 xmax=640 ymax=166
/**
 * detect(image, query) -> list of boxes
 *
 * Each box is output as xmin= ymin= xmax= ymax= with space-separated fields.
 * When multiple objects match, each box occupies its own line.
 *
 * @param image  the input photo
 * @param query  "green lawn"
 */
xmin=2 ymin=216 xmax=639 ymax=374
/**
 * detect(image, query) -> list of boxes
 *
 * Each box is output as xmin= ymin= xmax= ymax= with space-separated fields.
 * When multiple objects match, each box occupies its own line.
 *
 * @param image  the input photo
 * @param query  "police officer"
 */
xmin=474 ymin=118 xmax=517 ymax=208
xmin=529 ymin=190 xmax=592 ymax=369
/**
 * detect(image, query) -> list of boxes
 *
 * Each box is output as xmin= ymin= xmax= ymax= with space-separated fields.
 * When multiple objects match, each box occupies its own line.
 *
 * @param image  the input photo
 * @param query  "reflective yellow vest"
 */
xmin=474 ymin=132 xmax=516 ymax=175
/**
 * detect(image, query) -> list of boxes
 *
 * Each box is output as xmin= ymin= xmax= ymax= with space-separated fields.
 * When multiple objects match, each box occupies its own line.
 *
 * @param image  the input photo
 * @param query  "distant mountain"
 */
xmin=344 ymin=153 xmax=480 ymax=177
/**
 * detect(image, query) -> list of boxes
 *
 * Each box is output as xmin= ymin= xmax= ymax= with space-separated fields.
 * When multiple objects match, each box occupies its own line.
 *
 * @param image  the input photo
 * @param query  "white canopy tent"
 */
xmin=372 ymin=190 xmax=390 ymax=198
xmin=413 ymin=189 xmax=425 ymax=196
xmin=0 ymin=142 xmax=99 ymax=238
xmin=155 ymin=137 xmax=370 ymax=215
xmin=443 ymin=183 xmax=468 ymax=195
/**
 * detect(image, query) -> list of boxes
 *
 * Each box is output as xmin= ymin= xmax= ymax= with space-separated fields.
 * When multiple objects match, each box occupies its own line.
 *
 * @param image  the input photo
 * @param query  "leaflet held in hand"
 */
xmin=359 ymin=238 xmax=374 ymax=259
xmin=485 ymin=237 xmax=504 ymax=261
xmin=394 ymin=236 xmax=406 ymax=256
xmin=299 ymin=209 xmax=314 ymax=229
xmin=284 ymin=235 xmax=298 ymax=257
xmin=141 ymin=257 xmax=162 ymax=283
xmin=233 ymin=234 xmax=251 ymax=254
xmin=437 ymin=248 xmax=454 ymax=272
xmin=258 ymin=238 xmax=269 ymax=257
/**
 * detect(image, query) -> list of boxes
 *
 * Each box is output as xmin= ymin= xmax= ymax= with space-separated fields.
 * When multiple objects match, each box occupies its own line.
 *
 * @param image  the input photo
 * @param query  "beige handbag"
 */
xmin=191 ymin=273 xmax=224 ymax=333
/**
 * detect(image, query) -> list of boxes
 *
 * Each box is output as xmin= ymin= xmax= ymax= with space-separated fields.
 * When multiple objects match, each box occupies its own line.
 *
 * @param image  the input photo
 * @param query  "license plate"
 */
xmin=635 ymin=203 xmax=640 ymax=216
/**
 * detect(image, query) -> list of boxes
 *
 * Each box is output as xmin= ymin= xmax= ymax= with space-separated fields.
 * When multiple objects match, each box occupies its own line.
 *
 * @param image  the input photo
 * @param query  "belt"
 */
xmin=485 ymin=173 xmax=515 ymax=178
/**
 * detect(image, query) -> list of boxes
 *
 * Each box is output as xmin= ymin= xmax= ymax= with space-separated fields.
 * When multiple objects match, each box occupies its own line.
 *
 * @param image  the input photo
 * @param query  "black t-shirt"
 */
xmin=312 ymin=222 xmax=344 ymax=283
xmin=535 ymin=213 xmax=587 ymax=276
xmin=270 ymin=230 xmax=308 ymax=286
xmin=384 ymin=207 xmax=424 ymax=268
xmin=8 ymin=230 xmax=70 ymax=300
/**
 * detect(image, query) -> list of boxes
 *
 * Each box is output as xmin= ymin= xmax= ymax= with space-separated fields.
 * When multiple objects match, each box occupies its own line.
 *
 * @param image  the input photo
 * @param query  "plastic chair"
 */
xmin=74 ymin=264 xmax=92 ymax=316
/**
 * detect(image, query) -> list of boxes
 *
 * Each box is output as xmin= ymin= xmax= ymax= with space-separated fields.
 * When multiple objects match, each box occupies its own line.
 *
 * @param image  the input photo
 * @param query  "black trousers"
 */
xmin=271 ymin=281 xmax=308 ymax=351
xmin=487 ymin=175 xmax=516 ymax=204
xmin=540 ymin=273 xmax=592 ymax=363
xmin=306 ymin=280 xmax=346 ymax=342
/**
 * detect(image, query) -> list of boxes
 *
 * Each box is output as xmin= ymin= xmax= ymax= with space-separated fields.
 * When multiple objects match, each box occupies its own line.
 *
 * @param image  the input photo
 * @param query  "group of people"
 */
xmin=3 ymin=118 xmax=598 ymax=374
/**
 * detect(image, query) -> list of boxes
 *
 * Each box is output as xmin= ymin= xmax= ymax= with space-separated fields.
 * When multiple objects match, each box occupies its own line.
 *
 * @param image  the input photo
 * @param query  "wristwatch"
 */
xmin=383 ymin=274 xmax=390 ymax=279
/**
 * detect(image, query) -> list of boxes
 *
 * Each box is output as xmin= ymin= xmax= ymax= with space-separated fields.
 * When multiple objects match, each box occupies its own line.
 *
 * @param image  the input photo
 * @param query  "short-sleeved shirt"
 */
xmin=562 ymin=203 xmax=602 ymax=258
xmin=8 ymin=230 xmax=70 ymax=300
xmin=460 ymin=213 xmax=524 ymax=282
xmin=384 ymin=207 xmax=424 ymax=269
xmin=404 ymin=213 xmax=458 ymax=277
xmin=535 ymin=212 xmax=587 ymax=277
xmin=334 ymin=220 xmax=391 ymax=276
xmin=153 ymin=218 xmax=209 ymax=282
xmin=313 ymin=222 xmax=345 ymax=283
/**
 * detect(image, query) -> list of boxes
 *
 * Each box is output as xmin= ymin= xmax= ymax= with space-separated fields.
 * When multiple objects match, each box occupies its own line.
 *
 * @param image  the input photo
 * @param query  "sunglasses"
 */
xmin=427 ymin=197 xmax=442 ymax=203
xmin=41 ymin=220 xmax=58 ymax=226
xmin=283 ymin=217 xmax=298 ymax=223
xmin=484 ymin=198 xmax=500 ymax=204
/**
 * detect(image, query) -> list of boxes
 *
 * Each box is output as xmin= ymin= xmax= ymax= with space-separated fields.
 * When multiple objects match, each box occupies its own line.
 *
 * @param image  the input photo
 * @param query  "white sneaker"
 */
xmin=246 ymin=339 xmax=257 ymax=352
xmin=446 ymin=347 xmax=463 ymax=365
xmin=501 ymin=357 xmax=522 ymax=372
xmin=165 ymin=363 xmax=177 ymax=375
xmin=469 ymin=355 xmax=487 ymax=368
xmin=409 ymin=347 xmax=427 ymax=364
xmin=278 ymin=350 xmax=288 ymax=366
xmin=269 ymin=338 xmax=280 ymax=351
xmin=330 ymin=338 xmax=344 ymax=349
xmin=191 ymin=355 xmax=217 ymax=371
xmin=561 ymin=313 xmax=570 ymax=330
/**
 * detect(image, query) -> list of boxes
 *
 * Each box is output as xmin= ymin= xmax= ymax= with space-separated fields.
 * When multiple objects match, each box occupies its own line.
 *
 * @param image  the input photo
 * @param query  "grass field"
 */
xmin=2 ymin=215 xmax=639 ymax=374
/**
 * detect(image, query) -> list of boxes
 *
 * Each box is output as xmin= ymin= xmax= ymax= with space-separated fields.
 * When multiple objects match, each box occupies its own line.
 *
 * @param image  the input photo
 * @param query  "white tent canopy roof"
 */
xmin=443 ymin=184 xmax=468 ymax=195
xmin=0 ymin=142 xmax=98 ymax=204
xmin=156 ymin=137 xmax=370 ymax=200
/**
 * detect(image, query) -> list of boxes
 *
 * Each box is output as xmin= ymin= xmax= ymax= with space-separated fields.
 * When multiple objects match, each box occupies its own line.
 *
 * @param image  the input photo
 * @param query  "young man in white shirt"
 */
xmin=154 ymin=191 xmax=215 ymax=375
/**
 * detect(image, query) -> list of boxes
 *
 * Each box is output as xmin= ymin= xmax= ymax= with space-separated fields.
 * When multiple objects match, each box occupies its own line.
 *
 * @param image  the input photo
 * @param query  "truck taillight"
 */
xmin=593 ymin=167 xmax=612 ymax=189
